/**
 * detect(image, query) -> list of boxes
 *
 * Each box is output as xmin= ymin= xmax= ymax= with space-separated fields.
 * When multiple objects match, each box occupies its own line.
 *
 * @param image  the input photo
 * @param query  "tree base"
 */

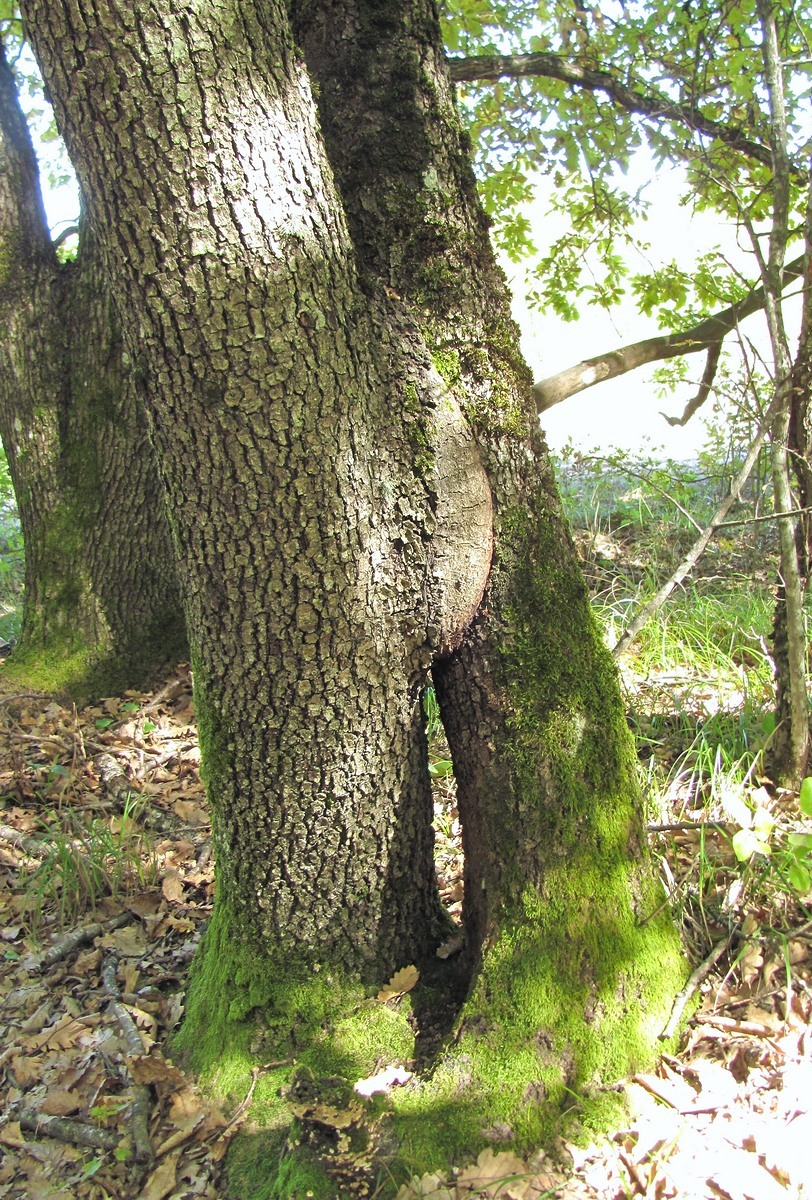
xmin=175 ymin=892 xmax=684 ymax=1198
xmin=1 ymin=611 xmax=188 ymax=704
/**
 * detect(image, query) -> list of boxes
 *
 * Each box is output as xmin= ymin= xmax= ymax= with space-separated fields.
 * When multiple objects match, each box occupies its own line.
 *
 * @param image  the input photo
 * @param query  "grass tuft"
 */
xmin=22 ymin=792 xmax=157 ymax=938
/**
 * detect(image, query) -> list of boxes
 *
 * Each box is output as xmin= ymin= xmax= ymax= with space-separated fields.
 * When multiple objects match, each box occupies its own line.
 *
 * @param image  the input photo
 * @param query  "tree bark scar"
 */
xmin=427 ymin=377 xmax=493 ymax=655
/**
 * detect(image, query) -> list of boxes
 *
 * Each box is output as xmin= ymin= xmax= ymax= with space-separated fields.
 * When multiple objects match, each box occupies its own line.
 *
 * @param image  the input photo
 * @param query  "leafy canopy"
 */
xmin=442 ymin=0 xmax=812 ymax=326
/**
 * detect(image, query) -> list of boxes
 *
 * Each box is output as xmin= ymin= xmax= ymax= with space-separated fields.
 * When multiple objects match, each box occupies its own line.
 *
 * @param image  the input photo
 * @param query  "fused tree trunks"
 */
xmin=0 ymin=43 xmax=184 ymax=697
xmin=21 ymin=0 xmax=457 ymax=976
xmin=295 ymin=0 xmax=678 ymax=988
xmin=21 ymin=0 xmax=685 ymax=1172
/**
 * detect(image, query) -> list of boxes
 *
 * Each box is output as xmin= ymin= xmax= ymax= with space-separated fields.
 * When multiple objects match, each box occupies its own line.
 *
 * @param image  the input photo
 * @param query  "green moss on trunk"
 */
xmin=390 ymin=501 xmax=687 ymax=1175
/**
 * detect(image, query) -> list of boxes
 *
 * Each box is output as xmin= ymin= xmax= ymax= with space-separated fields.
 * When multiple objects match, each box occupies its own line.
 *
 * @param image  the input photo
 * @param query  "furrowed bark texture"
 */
xmin=293 ymin=0 xmax=684 ymax=1145
xmin=0 ymin=43 xmax=184 ymax=696
xmin=21 ymin=0 xmax=459 ymax=978
xmin=21 ymin=0 xmax=684 ymax=1168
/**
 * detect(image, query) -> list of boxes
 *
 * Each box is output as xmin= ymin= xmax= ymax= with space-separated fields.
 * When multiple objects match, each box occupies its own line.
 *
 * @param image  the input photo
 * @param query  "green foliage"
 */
xmin=561 ymin=426 xmax=812 ymax=927
xmin=1 ymin=12 xmax=78 ymax=207
xmin=442 ymin=0 xmax=811 ymax=339
xmin=729 ymin=779 xmax=812 ymax=899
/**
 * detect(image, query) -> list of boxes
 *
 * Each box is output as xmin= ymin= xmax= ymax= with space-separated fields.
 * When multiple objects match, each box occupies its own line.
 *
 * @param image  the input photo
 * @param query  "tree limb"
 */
xmin=662 ymin=340 xmax=722 ymax=426
xmin=448 ymin=52 xmax=779 ymax=173
xmin=532 ymin=254 xmax=804 ymax=412
xmin=18 ymin=1111 xmax=122 ymax=1152
xmin=23 ymin=911 xmax=132 ymax=973
xmin=0 ymin=38 xmax=54 ymax=280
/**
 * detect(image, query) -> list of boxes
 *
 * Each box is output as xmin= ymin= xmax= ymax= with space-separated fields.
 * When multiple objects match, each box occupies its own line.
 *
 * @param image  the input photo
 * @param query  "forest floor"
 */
xmin=1 ymin=546 xmax=811 ymax=1198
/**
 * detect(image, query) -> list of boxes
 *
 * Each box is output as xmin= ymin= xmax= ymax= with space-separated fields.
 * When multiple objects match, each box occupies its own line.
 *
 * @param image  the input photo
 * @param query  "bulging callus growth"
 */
xmin=19 ymin=0 xmax=685 ymax=1172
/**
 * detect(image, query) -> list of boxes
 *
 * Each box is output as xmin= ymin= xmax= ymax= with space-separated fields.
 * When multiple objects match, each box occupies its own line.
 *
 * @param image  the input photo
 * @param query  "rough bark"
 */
xmin=296 ymin=0 xmax=686 ymax=1156
xmin=769 ymin=190 xmax=812 ymax=783
xmin=21 ymin=0 xmax=685 ymax=1181
xmin=0 ymin=43 xmax=185 ymax=699
xmin=21 ymin=0 xmax=458 ymax=982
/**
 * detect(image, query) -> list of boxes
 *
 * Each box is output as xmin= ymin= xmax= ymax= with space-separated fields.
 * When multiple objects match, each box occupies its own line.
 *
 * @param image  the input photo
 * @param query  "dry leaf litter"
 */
xmin=0 ymin=664 xmax=810 ymax=1199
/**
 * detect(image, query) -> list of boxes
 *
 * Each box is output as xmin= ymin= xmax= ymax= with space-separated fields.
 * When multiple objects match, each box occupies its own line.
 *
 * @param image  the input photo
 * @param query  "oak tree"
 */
xmin=14 ymin=0 xmax=683 ymax=1188
xmin=0 ymin=36 xmax=185 ymax=695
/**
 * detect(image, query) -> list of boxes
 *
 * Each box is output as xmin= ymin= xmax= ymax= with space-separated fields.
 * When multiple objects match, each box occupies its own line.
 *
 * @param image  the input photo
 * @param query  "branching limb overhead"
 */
xmin=448 ymin=51 xmax=780 ymax=173
xmin=532 ymin=253 xmax=804 ymax=412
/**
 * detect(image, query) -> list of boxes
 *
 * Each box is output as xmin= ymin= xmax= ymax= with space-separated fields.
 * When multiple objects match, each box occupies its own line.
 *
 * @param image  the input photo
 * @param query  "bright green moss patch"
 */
xmin=2 ymin=641 xmax=98 ymax=698
xmin=4 ymin=605 xmax=187 ymax=704
xmin=226 ymin=1130 xmax=336 ymax=1200
xmin=181 ymin=891 xmax=681 ymax=1198
xmin=175 ymin=897 xmax=417 ymax=1083
xmin=385 ymin=862 xmax=682 ymax=1175
xmin=174 ymin=896 xmax=427 ymax=1198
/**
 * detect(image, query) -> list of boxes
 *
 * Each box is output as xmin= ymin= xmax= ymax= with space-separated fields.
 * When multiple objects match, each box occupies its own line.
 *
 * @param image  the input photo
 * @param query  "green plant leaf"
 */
xmin=787 ymin=859 xmax=811 ymax=895
xmin=428 ymin=759 xmax=454 ymax=779
xmin=752 ymin=807 xmax=775 ymax=838
xmin=799 ymin=777 xmax=812 ymax=817
xmin=732 ymin=828 xmax=770 ymax=861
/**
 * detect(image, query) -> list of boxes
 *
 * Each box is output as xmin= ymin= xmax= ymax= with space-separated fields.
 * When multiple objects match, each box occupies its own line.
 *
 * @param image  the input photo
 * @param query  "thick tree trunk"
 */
xmin=294 ymin=0 xmax=684 ymax=1144
xmin=0 ymin=45 xmax=185 ymax=699
xmin=22 ymin=0 xmax=455 ymax=983
xmin=21 ymin=0 xmax=684 ymax=1183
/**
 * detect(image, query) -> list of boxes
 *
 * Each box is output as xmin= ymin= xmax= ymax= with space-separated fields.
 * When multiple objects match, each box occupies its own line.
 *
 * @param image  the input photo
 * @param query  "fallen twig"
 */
xmin=94 ymin=752 xmax=135 ymax=803
xmin=18 ymin=1110 xmax=121 ymax=1152
xmin=102 ymin=954 xmax=154 ymax=1162
xmin=699 ymin=1013 xmax=782 ymax=1037
xmin=0 ymin=823 xmax=49 ymax=856
xmin=660 ymin=931 xmax=736 ymax=1040
xmin=24 ymin=911 xmax=132 ymax=974
xmin=648 ymin=822 xmax=731 ymax=834
xmin=219 ymin=1059 xmax=290 ymax=1137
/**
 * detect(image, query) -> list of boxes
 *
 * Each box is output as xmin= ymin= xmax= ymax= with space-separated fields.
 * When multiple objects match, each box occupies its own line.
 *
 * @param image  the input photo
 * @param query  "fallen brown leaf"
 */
xmin=378 ymin=964 xmax=419 ymax=1001
xmin=39 ymin=1090 xmax=82 ymax=1117
xmin=161 ymin=869 xmax=185 ymax=903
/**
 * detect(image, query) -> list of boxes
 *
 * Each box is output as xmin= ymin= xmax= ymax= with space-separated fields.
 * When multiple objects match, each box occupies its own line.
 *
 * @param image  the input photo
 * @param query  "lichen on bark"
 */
xmin=18 ymin=0 xmax=687 ymax=1193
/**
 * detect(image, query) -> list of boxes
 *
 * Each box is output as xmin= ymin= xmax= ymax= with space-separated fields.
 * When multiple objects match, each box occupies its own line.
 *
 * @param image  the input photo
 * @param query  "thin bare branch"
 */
xmin=612 ymin=417 xmax=772 ymax=659
xmin=660 ymin=931 xmax=737 ymax=1040
xmin=662 ymin=341 xmax=722 ymax=427
xmin=18 ymin=1111 xmax=122 ymax=1152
